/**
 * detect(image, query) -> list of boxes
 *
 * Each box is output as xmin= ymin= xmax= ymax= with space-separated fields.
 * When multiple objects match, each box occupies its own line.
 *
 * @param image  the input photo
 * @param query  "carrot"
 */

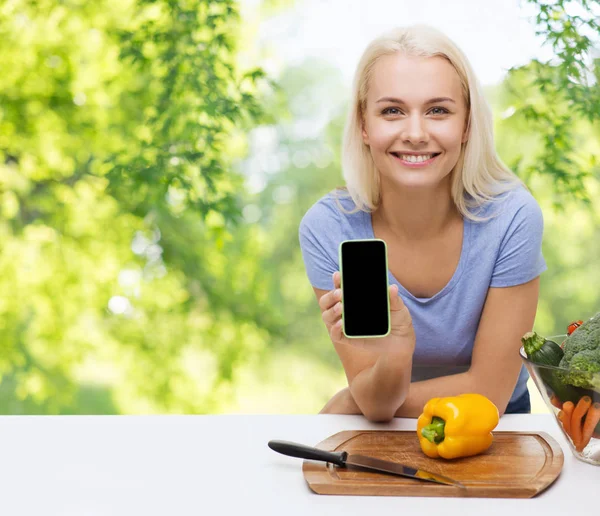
xmin=550 ymin=395 xmax=563 ymax=409
xmin=571 ymin=396 xmax=592 ymax=451
xmin=579 ymin=402 xmax=600 ymax=451
xmin=562 ymin=401 xmax=574 ymax=436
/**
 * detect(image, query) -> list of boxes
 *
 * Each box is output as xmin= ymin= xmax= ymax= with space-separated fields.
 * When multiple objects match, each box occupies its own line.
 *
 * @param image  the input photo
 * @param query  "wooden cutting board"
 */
xmin=302 ymin=430 xmax=563 ymax=498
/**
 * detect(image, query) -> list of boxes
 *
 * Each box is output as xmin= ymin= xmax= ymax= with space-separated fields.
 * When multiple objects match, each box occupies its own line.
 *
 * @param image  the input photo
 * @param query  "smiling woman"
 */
xmin=363 ymin=55 xmax=466 ymax=186
xmin=298 ymin=25 xmax=547 ymax=422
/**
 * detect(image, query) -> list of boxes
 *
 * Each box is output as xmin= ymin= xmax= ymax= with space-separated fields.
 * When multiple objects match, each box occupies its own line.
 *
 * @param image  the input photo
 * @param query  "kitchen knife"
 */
xmin=268 ymin=440 xmax=465 ymax=488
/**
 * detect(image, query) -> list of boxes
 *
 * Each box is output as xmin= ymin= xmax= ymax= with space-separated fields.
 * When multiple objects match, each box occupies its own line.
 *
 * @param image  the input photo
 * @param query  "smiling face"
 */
xmin=361 ymin=53 xmax=469 ymax=191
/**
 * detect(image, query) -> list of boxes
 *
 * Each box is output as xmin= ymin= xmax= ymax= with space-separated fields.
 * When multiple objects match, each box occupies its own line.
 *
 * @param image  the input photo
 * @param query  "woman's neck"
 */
xmin=372 ymin=179 xmax=460 ymax=242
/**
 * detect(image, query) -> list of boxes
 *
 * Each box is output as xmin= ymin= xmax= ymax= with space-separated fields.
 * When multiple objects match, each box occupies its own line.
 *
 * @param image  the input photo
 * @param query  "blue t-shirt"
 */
xmin=298 ymin=186 xmax=547 ymax=405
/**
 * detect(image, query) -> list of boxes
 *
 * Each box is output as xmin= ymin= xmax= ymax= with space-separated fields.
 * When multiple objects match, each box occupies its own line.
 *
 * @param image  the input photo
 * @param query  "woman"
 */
xmin=298 ymin=25 xmax=546 ymax=421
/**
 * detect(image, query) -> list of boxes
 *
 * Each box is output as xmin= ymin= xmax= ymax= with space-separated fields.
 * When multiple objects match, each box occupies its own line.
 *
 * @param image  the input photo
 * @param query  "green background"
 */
xmin=0 ymin=0 xmax=599 ymax=415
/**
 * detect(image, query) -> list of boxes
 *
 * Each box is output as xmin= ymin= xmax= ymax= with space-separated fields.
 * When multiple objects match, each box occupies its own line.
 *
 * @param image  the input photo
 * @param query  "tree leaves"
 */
xmin=0 ymin=0 xmax=270 ymax=413
xmin=507 ymin=0 xmax=600 ymax=205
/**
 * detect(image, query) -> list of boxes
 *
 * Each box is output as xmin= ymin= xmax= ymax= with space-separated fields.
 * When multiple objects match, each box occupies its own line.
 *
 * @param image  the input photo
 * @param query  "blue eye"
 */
xmin=381 ymin=106 xmax=449 ymax=116
xmin=430 ymin=107 xmax=449 ymax=115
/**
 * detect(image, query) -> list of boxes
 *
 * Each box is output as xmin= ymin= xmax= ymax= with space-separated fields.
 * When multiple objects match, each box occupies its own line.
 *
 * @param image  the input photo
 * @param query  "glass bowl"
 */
xmin=520 ymin=338 xmax=600 ymax=466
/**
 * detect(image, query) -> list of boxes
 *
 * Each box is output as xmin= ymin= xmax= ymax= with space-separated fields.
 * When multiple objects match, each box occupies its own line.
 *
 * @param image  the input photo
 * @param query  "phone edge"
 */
xmin=338 ymin=238 xmax=391 ymax=339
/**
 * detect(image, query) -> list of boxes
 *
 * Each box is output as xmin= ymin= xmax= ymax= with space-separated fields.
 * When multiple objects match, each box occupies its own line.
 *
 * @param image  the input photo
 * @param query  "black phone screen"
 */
xmin=340 ymin=239 xmax=390 ymax=337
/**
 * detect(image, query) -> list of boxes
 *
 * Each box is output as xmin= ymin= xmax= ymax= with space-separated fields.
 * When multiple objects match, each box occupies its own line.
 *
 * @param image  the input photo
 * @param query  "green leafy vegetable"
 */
xmin=559 ymin=313 xmax=600 ymax=390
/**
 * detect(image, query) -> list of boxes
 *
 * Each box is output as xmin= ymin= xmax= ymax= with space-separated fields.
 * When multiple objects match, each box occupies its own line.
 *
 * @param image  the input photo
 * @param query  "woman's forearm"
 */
xmin=319 ymin=386 xmax=361 ymax=414
xmin=321 ymin=370 xmax=504 ymax=420
xmin=319 ymin=352 xmax=411 ymax=420
xmin=348 ymin=350 xmax=412 ymax=422
xmin=393 ymin=371 xmax=483 ymax=418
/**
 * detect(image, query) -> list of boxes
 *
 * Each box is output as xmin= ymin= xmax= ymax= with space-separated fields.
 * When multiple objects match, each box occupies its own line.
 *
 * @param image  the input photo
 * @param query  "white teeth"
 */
xmin=397 ymin=154 xmax=435 ymax=163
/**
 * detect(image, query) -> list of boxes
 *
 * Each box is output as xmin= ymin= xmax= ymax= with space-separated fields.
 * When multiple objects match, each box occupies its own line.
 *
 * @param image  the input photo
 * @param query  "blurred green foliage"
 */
xmin=0 ymin=0 xmax=277 ymax=413
xmin=509 ymin=0 xmax=600 ymax=206
xmin=0 ymin=0 xmax=599 ymax=414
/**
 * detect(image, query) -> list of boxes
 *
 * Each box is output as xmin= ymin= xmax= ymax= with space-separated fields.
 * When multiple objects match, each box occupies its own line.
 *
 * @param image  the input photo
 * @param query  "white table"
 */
xmin=0 ymin=414 xmax=596 ymax=515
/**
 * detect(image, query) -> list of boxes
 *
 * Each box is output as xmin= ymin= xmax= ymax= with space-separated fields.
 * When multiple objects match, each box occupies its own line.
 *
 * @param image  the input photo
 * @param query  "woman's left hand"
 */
xmin=320 ymin=271 xmax=416 ymax=355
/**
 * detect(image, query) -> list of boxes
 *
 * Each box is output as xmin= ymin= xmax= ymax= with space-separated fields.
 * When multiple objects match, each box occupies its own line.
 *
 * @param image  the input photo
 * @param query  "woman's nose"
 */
xmin=400 ymin=114 xmax=429 ymax=145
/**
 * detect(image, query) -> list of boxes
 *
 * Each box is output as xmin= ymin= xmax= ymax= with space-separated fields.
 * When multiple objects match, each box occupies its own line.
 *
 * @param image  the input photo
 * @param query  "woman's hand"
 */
xmin=319 ymin=271 xmax=416 ymax=355
xmin=317 ymin=271 xmax=415 ymax=419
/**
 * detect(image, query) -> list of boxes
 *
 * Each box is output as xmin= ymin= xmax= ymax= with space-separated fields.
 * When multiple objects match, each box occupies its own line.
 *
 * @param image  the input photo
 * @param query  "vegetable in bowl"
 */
xmin=521 ymin=313 xmax=600 ymax=463
xmin=521 ymin=331 xmax=583 ymax=403
xmin=558 ymin=313 xmax=600 ymax=390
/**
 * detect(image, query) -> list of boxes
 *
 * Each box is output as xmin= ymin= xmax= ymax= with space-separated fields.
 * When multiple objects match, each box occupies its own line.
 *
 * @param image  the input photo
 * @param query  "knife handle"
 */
xmin=268 ymin=440 xmax=348 ymax=467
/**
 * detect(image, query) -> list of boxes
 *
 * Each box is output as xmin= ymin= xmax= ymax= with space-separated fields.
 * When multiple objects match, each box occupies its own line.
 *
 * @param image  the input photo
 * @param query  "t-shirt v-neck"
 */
xmin=361 ymin=210 xmax=472 ymax=304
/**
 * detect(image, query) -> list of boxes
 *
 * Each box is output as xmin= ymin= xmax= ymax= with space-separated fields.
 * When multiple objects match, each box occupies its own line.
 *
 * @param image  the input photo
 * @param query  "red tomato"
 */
xmin=567 ymin=320 xmax=584 ymax=336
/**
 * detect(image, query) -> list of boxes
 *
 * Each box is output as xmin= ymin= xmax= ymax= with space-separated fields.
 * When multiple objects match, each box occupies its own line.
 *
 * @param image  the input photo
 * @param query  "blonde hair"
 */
xmin=339 ymin=24 xmax=524 ymax=221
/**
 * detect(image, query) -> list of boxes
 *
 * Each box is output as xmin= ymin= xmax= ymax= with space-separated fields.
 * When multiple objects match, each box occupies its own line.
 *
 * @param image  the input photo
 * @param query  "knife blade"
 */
xmin=268 ymin=440 xmax=465 ymax=489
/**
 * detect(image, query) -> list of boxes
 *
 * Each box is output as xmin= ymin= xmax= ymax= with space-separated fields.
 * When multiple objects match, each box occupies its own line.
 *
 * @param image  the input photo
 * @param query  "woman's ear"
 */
xmin=362 ymin=127 xmax=369 ymax=145
xmin=462 ymin=117 xmax=470 ymax=143
xmin=361 ymin=121 xmax=370 ymax=145
xmin=359 ymin=106 xmax=370 ymax=145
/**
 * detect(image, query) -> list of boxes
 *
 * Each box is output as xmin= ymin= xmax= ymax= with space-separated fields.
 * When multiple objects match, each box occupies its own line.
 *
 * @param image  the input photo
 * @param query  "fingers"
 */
xmin=389 ymin=284 xmax=414 ymax=334
xmin=327 ymin=271 xmax=343 ymax=341
xmin=330 ymin=318 xmax=344 ymax=342
xmin=323 ymin=281 xmax=403 ymax=327
xmin=390 ymin=284 xmax=410 ymax=316
xmin=322 ymin=298 xmax=343 ymax=326
xmin=389 ymin=284 xmax=402 ymax=311
xmin=318 ymin=272 xmax=343 ymax=327
xmin=323 ymin=274 xmax=413 ymax=342
xmin=333 ymin=271 xmax=341 ymax=289
xmin=319 ymin=285 xmax=342 ymax=312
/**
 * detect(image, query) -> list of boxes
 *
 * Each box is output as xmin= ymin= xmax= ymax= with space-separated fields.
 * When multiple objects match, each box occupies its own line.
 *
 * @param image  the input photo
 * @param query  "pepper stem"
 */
xmin=421 ymin=416 xmax=446 ymax=444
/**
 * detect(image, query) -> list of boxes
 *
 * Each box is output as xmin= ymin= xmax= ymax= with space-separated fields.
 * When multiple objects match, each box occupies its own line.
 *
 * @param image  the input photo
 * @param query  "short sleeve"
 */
xmin=490 ymin=193 xmax=547 ymax=287
xmin=298 ymin=198 xmax=341 ymax=291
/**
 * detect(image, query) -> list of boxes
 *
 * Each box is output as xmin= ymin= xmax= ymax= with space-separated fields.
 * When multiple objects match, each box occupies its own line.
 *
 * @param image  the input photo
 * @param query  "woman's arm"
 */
xmin=319 ymin=277 xmax=540 ymax=418
xmin=313 ymin=273 xmax=415 ymax=422
xmin=393 ymin=276 xmax=541 ymax=417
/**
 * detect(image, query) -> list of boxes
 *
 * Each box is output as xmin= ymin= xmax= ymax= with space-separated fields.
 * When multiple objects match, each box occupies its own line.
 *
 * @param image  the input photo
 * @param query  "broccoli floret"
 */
xmin=559 ymin=313 xmax=600 ymax=390
xmin=560 ymin=350 xmax=600 ymax=390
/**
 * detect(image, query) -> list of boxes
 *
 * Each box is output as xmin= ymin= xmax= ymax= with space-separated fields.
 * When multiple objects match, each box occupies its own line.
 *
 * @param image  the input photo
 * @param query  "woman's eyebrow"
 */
xmin=376 ymin=96 xmax=456 ymax=104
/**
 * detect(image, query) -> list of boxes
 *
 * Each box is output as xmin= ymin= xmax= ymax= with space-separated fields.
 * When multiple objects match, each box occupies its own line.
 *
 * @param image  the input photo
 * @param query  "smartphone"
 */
xmin=338 ymin=238 xmax=391 ymax=338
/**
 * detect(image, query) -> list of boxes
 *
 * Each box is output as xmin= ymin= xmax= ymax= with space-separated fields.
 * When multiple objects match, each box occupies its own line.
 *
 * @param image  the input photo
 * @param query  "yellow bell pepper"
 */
xmin=417 ymin=393 xmax=500 ymax=459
